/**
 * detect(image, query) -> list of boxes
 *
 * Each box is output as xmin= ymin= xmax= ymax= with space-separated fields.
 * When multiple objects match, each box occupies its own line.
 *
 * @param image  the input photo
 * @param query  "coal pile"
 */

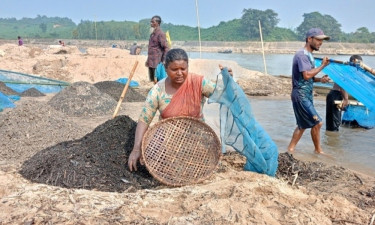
xmin=20 ymin=87 xmax=45 ymax=97
xmin=94 ymin=81 xmax=146 ymax=102
xmin=48 ymin=81 xmax=117 ymax=116
xmin=20 ymin=115 xmax=160 ymax=192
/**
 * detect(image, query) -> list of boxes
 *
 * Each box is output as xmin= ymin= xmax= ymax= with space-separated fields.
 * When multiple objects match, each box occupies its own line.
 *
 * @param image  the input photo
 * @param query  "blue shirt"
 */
xmin=291 ymin=48 xmax=315 ymax=102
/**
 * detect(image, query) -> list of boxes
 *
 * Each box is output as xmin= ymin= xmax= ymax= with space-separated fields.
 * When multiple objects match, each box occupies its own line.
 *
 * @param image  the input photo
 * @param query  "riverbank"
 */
xmin=1 ymin=43 xmax=375 ymax=224
xmin=1 ymin=39 xmax=375 ymax=55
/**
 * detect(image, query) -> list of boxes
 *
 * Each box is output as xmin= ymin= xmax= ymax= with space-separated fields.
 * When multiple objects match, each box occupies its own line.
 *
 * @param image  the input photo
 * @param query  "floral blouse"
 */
xmin=139 ymin=77 xmax=216 ymax=125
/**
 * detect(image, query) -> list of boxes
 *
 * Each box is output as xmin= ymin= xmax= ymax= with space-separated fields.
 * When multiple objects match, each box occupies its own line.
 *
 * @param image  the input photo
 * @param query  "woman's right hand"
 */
xmin=219 ymin=64 xmax=233 ymax=76
xmin=128 ymin=148 xmax=144 ymax=171
xmin=128 ymin=115 xmax=149 ymax=172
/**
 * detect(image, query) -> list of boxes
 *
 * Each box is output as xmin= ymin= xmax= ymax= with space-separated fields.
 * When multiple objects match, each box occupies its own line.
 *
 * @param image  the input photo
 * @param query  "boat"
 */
xmin=218 ymin=49 xmax=232 ymax=54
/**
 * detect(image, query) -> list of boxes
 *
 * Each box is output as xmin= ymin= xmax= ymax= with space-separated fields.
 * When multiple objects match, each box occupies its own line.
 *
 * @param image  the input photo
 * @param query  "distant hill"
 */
xmin=0 ymin=15 xmax=76 ymax=39
xmin=0 ymin=15 xmax=374 ymax=43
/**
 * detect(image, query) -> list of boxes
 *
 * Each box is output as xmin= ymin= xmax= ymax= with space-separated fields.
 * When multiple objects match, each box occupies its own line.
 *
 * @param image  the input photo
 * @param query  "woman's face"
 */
xmin=166 ymin=60 xmax=188 ymax=85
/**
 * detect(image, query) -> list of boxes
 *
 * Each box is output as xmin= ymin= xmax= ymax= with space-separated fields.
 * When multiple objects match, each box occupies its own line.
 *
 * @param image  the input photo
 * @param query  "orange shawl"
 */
xmin=161 ymin=73 xmax=203 ymax=119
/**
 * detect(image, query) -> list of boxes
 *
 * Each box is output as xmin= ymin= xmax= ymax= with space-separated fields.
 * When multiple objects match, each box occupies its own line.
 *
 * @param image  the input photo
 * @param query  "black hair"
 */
xmin=152 ymin=15 xmax=162 ymax=25
xmin=18 ymin=36 xmax=21 ymax=39
xmin=349 ymin=55 xmax=363 ymax=63
xmin=165 ymin=48 xmax=188 ymax=68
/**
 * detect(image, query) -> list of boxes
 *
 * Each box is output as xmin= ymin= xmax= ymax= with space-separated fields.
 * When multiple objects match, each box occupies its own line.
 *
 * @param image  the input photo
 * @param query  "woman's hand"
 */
xmin=219 ymin=64 xmax=233 ymax=76
xmin=128 ymin=148 xmax=144 ymax=171
xmin=128 ymin=121 xmax=149 ymax=172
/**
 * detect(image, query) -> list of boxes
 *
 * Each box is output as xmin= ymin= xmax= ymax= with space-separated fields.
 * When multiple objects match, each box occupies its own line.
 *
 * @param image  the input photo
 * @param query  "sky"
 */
xmin=1 ymin=0 xmax=374 ymax=33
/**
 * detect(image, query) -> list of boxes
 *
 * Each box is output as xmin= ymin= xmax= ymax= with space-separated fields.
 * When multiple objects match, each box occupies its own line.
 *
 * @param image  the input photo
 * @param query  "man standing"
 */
xmin=288 ymin=28 xmax=330 ymax=154
xmin=146 ymin=15 xmax=169 ymax=84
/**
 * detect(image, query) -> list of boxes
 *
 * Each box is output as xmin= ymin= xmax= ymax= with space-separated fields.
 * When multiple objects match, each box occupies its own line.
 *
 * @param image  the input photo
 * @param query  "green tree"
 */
xmin=240 ymin=8 xmax=279 ymax=40
xmin=296 ymin=12 xmax=342 ymax=41
xmin=39 ymin=23 xmax=47 ymax=33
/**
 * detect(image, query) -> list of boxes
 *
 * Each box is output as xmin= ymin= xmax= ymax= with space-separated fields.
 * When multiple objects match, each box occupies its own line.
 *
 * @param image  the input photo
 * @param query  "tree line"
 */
xmin=1 ymin=10 xmax=374 ymax=43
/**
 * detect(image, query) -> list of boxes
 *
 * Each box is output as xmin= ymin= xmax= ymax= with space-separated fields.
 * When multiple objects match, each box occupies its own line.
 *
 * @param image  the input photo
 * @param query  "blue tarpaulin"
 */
xmin=115 ymin=78 xmax=140 ymax=87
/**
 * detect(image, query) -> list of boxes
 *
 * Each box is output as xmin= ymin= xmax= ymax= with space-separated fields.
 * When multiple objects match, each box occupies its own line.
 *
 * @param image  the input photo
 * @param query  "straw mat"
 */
xmin=142 ymin=116 xmax=221 ymax=186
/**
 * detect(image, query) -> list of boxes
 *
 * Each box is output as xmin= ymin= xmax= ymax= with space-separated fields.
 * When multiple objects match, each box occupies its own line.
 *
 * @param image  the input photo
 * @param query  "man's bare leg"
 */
xmin=288 ymin=127 xmax=305 ymax=153
xmin=311 ymin=122 xmax=324 ymax=153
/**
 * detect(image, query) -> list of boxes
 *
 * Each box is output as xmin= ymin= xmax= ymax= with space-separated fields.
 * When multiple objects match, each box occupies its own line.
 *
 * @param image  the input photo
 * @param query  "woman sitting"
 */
xmin=128 ymin=48 xmax=227 ymax=171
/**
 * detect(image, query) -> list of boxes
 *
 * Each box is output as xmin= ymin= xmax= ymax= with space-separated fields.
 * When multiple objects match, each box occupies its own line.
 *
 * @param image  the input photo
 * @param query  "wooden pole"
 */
xmin=195 ymin=0 xmax=202 ymax=58
xmin=360 ymin=62 xmax=375 ymax=76
xmin=258 ymin=20 xmax=267 ymax=75
xmin=112 ymin=60 xmax=139 ymax=118
xmin=315 ymin=57 xmax=375 ymax=76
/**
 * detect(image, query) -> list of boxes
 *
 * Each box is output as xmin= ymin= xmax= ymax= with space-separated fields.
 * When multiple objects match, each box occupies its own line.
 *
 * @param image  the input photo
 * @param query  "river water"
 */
xmin=196 ymin=52 xmax=375 ymax=176
xmin=188 ymin=52 xmax=375 ymax=76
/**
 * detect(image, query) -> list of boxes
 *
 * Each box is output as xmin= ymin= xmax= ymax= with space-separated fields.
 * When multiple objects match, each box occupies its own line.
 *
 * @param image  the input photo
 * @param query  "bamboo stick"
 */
xmin=258 ymin=20 xmax=268 ymax=75
xmin=360 ymin=62 xmax=375 ymax=75
xmin=334 ymin=100 xmax=364 ymax=106
xmin=315 ymin=57 xmax=375 ymax=76
xmin=112 ymin=61 xmax=139 ymax=118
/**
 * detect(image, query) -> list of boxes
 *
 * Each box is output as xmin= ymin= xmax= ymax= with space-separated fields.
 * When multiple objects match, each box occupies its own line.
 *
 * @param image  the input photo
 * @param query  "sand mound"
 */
xmin=48 ymin=81 xmax=117 ymax=116
xmin=20 ymin=115 xmax=159 ymax=192
xmin=94 ymin=81 xmax=146 ymax=102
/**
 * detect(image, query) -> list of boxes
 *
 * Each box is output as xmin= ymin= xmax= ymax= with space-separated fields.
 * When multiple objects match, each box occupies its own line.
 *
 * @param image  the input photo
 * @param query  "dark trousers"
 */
xmin=326 ymin=90 xmax=343 ymax=131
xmin=148 ymin=67 xmax=156 ymax=82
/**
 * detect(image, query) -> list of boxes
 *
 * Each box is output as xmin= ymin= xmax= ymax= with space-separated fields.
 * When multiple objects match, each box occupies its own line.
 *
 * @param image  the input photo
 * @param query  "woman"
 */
xmin=128 ymin=48 xmax=223 ymax=171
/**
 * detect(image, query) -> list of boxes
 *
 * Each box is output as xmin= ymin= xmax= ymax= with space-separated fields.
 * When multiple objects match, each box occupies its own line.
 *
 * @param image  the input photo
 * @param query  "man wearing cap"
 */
xmin=288 ymin=28 xmax=330 ymax=154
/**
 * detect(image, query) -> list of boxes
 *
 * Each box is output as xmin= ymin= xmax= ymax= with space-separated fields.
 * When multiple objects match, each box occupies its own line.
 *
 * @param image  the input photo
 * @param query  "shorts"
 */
xmin=292 ymin=100 xmax=322 ymax=129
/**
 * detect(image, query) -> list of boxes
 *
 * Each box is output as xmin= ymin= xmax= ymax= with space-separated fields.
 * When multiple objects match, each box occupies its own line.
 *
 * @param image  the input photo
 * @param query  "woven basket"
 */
xmin=142 ymin=116 xmax=222 ymax=186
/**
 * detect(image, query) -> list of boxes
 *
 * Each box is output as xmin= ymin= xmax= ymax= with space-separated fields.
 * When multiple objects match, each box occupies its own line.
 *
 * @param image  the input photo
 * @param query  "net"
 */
xmin=208 ymin=68 xmax=278 ymax=176
xmin=0 ymin=69 xmax=69 ymax=93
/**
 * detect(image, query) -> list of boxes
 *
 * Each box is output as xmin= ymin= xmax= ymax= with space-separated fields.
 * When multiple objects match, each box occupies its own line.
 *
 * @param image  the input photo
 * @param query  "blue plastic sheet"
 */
xmin=156 ymin=63 xmax=167 ymax=81
xmin=0 ymin=92 xmax=16 ymax=112
xmin=343 ymin=105 xmax=375 ymax=129
xmin=115 ymin=78 xmax=140 ymax=87
xmin=315 ymin=58 xmax=375 ymax=112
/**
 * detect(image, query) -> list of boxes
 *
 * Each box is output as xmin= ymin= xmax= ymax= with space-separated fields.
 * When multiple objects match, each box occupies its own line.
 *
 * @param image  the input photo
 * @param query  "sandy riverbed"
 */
xmin=0 ymin=43 xmax=374 ymax=224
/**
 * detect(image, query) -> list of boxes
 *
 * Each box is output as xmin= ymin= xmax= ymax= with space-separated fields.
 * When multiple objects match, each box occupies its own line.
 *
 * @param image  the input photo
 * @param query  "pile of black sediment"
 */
xmin=0 ymin=100 xmax=90 ymax=163
xmin=20 ymin=115 xmax=160 ymax=192
xmin=48 ymin=81 xmax=117 ymax=116
xmin=0 ymin=81 xmax=19 ymax=95
xmin=277 ymin=152 xmax=356 ymax=185
xmin=94 ymin=81 xmax=146 ymax=102
xmin=20 ymin=88 xmax=45 ymax=97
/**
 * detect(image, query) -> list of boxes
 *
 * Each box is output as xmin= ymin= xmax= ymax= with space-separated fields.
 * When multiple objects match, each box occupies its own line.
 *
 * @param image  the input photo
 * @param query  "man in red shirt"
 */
xmin=146 ymin=15 xmax=169 ymax=84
